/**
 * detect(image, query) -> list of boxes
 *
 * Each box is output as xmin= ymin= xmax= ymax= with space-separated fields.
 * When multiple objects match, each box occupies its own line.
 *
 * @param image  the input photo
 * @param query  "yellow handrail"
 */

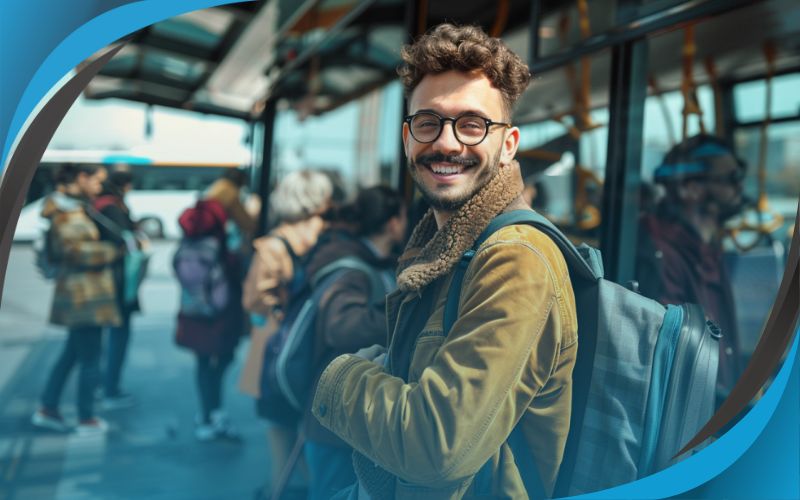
xmin=725 ymin=41 xmax=784 ymax=251
xmin=681 ymin=24 xmax=706 ymax=139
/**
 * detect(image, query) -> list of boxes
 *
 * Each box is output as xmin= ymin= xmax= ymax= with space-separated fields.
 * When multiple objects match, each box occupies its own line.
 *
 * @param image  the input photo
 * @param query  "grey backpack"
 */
xmin=446 ymin=210 xmax=720 ymax=497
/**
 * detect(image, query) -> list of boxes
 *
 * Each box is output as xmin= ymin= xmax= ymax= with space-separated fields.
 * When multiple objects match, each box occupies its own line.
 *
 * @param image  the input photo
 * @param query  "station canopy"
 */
xmin=80 ymin=0 xmax=536 ymax=120
xmin=80 ymin=0 xmax=800 ymax=123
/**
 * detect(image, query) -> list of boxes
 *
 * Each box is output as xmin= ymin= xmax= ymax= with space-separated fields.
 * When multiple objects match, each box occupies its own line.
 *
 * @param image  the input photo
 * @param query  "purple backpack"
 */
xmin=173 ymin=235 xmax=230 ymax=318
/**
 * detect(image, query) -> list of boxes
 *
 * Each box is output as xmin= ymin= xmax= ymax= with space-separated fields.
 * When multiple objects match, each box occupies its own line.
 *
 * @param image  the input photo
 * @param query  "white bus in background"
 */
xmin=14 ymin=149 xmax=251 ymax=241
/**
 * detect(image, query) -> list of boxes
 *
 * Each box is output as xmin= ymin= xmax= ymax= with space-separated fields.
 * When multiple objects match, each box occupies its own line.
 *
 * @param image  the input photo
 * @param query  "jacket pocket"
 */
xmin=408 ymin=331 xmax=444 ymax=382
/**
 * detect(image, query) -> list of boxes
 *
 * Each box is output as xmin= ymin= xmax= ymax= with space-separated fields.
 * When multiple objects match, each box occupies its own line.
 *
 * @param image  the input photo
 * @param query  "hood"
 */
xmin=396 ymin=160 xmax=526 ymax=293
xmin=40 ymin=192 xmax=85 ymax=220
xmin=178 ymin=199 xmax=228 ymax=237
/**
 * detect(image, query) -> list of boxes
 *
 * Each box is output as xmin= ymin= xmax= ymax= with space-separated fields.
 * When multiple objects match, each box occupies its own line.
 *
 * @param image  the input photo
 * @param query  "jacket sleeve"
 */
xmin=242 ymin=239 xmax=287 ymax=317
xmin=54 ymin=216 xmax=119 ymax=267
xmin=316 ymin=269 xmax=387 ymax=352
xmin=312 ymin=240 xmax=565 ymax=487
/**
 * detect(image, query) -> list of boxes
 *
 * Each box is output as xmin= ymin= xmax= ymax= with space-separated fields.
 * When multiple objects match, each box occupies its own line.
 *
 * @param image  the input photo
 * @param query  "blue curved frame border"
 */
xmin=1 ymin=2 xmax=798 ymax=498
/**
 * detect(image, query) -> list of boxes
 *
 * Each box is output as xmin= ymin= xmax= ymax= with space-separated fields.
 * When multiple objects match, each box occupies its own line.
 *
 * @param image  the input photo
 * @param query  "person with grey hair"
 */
xmin=267 ymin=170 xmax=335 ymax=227
xmin=239 ymin=169 xmax=333 ymax=497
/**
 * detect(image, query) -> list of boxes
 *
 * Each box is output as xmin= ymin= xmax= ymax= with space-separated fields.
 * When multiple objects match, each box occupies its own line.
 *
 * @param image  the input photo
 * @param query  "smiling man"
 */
xmin=313 ymin=24 xmax=577 ymax=499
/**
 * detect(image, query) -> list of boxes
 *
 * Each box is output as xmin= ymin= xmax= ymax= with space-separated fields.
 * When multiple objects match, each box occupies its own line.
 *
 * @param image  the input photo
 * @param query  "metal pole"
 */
xmin=528 ymin=0 xmax=541 ymax=67
xmin=397 ymin=0 xmax=421 ymax=202
xmin=257 ymin=99 xmax=277 ymax=237
xmin=600 ymin=39 xmax=648 ymax=284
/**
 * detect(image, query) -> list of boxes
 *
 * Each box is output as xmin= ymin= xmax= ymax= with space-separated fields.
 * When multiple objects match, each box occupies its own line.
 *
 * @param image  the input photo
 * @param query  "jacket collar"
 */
xmin=396 ymin=160 xmax=525 ymax=293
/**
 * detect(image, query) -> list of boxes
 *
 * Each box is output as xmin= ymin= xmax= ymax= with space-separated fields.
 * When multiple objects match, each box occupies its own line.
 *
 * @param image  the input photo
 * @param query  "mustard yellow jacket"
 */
xmin=313 ymin=165 xmax=577 ymax=499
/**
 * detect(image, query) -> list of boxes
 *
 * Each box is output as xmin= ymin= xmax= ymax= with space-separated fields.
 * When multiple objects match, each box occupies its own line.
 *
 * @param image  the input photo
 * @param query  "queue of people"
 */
xmin=25 ymin=22 xmax=754 ymax=500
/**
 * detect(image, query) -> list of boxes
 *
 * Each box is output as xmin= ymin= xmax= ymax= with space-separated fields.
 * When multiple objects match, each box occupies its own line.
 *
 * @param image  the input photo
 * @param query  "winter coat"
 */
xmin=312 ymin=163 xmax=578 ymax=499
xmin=43 ymin=192 xmax=121 ymax=328
xmin=238 ymin=215 xmax=325 ymax=397
xmin=302 ymin=230 xmax=395 ymax=447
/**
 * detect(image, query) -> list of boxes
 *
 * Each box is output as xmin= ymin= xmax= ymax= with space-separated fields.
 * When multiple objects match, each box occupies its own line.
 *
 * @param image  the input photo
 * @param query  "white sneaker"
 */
xmin=194 ymin=422 xmax=216 ymax=441
xmin=210 ymin=410 xmax=240 ymax=440
xmin=31 ymin=409 xmax=70 ymax=432
xmin=75 ymin=417 xmax=109 ymax=436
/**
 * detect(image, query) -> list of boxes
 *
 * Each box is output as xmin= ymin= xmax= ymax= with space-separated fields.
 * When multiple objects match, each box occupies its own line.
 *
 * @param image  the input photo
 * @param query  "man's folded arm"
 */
xmin=313 ymin=241 xmax=561 ymax=487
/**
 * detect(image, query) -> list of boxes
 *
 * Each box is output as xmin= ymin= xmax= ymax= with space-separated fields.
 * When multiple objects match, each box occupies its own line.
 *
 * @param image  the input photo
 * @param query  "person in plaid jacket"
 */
xmin=31 ymin=164 xmax=122 ymax=436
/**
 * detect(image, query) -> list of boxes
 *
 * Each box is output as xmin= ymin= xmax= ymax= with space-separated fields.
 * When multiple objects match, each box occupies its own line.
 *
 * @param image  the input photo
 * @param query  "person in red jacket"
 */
xmin=175 ymin=169 xmax=255 ymax=441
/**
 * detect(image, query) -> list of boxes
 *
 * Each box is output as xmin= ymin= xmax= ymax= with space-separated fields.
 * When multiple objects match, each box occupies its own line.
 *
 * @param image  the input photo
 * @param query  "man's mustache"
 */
xmin=414 ymin=153 xmax=480 ymax=168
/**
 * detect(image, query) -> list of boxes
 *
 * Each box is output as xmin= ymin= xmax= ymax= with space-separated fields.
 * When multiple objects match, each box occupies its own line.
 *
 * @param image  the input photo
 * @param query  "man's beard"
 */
xmin=408 ymin=147 xmax=502 ymax=211
xmin=715 ymin=194 xmax=747 ymax=223
xmin=703 ymin=190 xmax=745 ymax=223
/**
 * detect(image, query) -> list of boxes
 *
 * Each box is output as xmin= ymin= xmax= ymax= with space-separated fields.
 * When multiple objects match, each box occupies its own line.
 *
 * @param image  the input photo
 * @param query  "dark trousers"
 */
xmin=41 ymin=325 xmax=103 ymax=420
xmin=195 ymin=353 xmax=232 ymax=422
xmin=104 ymin=315 xmax=131 ymax=396
xmin=305 ymin=441 xmax=357 ymax=500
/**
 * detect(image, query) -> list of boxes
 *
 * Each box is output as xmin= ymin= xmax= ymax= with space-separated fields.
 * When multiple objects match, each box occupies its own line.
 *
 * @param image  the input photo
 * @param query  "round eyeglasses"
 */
xmin=404 ymin=112 xmax=511 ymax=146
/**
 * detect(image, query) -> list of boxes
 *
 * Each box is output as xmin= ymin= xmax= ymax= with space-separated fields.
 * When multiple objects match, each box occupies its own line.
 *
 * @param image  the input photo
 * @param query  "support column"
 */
xmin=257 ymin=99 xmax=277 ymax=237
xmin=601 ymin=39 xmax=648 ymax=284
xmin=528 ymin=0 xmax=541 ymax=66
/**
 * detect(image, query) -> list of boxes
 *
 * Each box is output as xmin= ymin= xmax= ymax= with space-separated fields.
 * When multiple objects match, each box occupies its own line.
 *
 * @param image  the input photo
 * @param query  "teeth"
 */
xmin=431 ymin=164 xmax=463 ymax=175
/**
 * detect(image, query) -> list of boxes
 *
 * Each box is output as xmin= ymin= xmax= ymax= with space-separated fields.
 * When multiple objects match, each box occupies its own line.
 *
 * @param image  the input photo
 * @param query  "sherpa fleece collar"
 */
xmin=396 ymin=160 xmax=525 ymax=293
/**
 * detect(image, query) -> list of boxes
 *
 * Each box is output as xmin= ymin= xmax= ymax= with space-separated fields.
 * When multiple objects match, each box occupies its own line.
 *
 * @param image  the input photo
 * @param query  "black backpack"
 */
xmin=258 ymin=254 xmax=385 ymax=421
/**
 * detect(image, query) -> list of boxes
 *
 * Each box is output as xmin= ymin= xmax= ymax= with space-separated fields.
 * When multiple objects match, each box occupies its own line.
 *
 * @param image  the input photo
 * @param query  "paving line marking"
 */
xmin=55 ymin=431 xmax=108 ymax=500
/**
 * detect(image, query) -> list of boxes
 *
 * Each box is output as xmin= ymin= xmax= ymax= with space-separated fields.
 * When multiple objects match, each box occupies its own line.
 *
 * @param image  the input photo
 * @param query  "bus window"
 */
xmin=633 ymin=1 xmax=799 ymax=400
xmin=537 ymin=0 xmax=616 ymax=59
xmin=641 ymin=86 xmax=716 ymax=182
xmin=515 ymin=49 xmax=612 ymax=248
xmin=734 ymin=73 xmax=800 ymax=124
xmin=733 ymin=119 xmax=800 ymax=244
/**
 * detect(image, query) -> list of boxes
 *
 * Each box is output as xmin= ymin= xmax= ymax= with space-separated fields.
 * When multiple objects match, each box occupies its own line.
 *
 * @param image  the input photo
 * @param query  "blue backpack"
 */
xmin=259 ymin=255 xmax=386 ymax=420
xmin=445 ymin=210 xmax=720 ymax=497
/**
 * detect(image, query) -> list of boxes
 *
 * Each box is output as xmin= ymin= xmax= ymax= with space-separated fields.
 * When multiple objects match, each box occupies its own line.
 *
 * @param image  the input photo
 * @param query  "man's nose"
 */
xmin=430 ymin=123 xmax=463 ymax=155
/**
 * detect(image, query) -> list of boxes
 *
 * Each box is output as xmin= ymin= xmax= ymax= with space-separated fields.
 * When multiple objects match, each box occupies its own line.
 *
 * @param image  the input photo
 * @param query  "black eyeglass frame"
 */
xmin=403 ymin=112 xmax=512 ymax=146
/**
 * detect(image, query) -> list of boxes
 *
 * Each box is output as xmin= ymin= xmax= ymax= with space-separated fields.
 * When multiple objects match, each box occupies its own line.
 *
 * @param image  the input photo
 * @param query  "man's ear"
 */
xmin=500 ymin=126 xmax=520 ymax=165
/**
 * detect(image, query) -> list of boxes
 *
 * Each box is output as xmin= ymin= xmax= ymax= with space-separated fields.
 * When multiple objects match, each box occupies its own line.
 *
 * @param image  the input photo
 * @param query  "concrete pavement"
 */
xmin=0 ymin=242 xmax=278 ymax=500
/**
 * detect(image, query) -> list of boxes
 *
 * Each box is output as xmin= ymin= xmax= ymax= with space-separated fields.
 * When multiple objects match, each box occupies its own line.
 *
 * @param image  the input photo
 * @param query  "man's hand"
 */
xmin=353 ymin=344 xmax=386 ymax=363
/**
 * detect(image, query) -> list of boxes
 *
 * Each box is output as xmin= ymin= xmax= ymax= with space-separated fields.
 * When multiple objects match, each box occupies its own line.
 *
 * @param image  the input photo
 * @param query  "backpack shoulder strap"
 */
xmin=444 ymin=209 xmax=599 ymax=338
xmin=480 ymin=210 xmax=600 ymax=281
xmin=311 ymin=256 xmax=385 ymax=303
xmin=274 ymin=235 xmax=299 ymax=262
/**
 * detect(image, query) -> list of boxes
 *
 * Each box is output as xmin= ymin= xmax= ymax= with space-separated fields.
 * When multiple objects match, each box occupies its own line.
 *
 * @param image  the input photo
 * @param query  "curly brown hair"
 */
xmin=399 ymin=24 xmax=531 ymax=119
